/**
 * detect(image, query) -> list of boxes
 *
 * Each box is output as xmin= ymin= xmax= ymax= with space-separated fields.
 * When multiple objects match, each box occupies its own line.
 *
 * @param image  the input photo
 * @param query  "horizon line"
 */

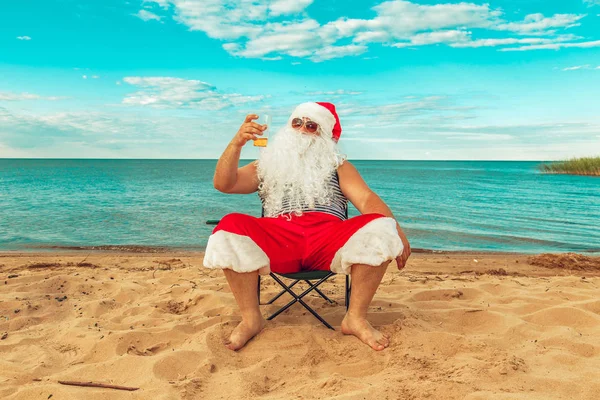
xmin=0 ymin=157 xmax=557 ymax=162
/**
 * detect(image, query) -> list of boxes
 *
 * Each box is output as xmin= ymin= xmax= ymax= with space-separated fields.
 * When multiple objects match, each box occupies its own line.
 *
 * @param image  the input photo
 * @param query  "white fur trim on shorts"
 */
xmin=203 ymin=230 xmax=271 ymax=275
xmin=330 ymin=217 xmax=403 ymax=275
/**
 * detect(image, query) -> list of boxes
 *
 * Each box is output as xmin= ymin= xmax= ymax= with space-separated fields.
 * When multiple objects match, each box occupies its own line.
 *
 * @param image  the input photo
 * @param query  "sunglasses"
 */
xmin=291 ymin=117 xmax=319 ymax=133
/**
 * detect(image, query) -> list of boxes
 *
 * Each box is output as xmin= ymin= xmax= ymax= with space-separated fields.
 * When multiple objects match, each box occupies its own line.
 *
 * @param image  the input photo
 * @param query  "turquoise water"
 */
xmin=0 ymin=159 xmax=598 ymax=254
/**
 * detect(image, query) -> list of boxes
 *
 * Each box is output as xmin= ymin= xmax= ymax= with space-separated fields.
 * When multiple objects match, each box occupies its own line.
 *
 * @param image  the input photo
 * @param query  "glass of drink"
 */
xmin=254 ymin=114 xmax=271 ymax=147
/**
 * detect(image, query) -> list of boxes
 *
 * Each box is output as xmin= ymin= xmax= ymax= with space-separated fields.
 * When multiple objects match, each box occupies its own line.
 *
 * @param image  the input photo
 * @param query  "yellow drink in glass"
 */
xmin=254 ymin=114 xmax=271 ymax=147
xmin=253 ymin=137 xmax=268 ymax=147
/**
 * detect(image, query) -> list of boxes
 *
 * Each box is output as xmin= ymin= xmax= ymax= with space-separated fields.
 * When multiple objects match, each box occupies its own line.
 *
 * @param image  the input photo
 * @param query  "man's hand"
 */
xmin=231 ymin=114 xmax=267 ymax=147
xmin=395 ymin=235 xmax=411 ymax=270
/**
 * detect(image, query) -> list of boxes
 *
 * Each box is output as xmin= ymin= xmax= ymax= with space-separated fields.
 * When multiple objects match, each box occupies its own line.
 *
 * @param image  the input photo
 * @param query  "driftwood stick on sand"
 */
xmin=58 ymin=380 xmax=139 ymax=391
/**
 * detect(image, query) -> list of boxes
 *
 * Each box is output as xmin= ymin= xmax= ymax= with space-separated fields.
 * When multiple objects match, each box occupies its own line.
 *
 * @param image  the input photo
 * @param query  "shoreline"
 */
xmin=2 ymin=246 xmax=599 ymax=257
xmin=0 ymin=249 xmax=583 ymax=259
xmin=2 ymin=250 xmax=599 ymax=276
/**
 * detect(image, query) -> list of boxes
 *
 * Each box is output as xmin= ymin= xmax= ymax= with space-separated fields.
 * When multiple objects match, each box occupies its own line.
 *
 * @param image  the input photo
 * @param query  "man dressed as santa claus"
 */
xmin=204 ymin=102 xmax=411 ymax=351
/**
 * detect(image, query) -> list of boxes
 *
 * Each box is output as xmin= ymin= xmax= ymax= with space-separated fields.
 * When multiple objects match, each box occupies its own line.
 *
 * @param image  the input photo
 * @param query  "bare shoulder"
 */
xmin=337 ymin=159 xmax=352 ymax=172
xmin=337 ymin=160 xmax=369 ymax=188
xmin=337 ymin=160 xmax=360 ymax=179
xmin=336 ymin=160 xmax=373 ymax=210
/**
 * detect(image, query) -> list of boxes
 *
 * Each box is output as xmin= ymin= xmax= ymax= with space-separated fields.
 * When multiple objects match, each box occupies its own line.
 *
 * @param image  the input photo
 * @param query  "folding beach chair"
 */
xmin=206 ymin=206 xmax=351 ymax=330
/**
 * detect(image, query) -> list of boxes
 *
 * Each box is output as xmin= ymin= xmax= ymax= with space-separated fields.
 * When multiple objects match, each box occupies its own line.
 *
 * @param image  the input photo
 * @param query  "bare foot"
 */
xmin=341 ymin=314 xmax=390 ymax=351
xmin=224 ymin=317 xmax=266 ymax=351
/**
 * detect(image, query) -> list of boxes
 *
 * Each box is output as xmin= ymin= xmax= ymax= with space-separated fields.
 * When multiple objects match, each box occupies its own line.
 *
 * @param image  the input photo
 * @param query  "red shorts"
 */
xmin=203 ymin=211 xmax=403 ymax=275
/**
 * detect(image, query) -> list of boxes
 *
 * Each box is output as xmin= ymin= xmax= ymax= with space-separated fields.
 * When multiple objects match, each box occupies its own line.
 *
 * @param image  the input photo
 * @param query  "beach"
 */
xmin=1 ymin=251 xmax=599 ymax=399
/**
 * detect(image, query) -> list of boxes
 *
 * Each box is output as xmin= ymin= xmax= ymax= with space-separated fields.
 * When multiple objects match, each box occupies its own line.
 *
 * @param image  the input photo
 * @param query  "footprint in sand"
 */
xmin=126 ymin=342 xmax=169 ymax=356
xmin=408 ymin=288 xmax=482 ymax=302
xmin=153 ymin=351 xmax=207 ymax=380
xmin=115 ymin=331 xmax=185 ymax=356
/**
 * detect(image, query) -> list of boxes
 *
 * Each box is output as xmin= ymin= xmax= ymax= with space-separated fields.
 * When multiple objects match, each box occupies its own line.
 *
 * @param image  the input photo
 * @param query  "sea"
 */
xmin=0 ymin=159 xmax=598 ymax=254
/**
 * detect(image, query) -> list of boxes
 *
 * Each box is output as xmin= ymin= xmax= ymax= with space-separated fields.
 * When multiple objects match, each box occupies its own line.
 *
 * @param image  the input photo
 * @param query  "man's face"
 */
xmin=291 ymin=117 xmax=320 ymax=136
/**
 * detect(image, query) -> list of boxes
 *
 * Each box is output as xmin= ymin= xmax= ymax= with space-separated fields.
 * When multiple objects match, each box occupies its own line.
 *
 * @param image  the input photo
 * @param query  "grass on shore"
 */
xmin=538 ymin=156 xmax=600 ymax=176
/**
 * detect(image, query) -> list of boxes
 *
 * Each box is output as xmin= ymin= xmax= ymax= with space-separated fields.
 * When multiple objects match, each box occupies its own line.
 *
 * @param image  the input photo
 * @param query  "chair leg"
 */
xmin=266 ymin=278 xmax=301 ymax=304
xmin=267 ymin=273 xmax=334 ymax=330
xmin=345 ymin=275 xmax=351 ymax=311
xmin=257 ymin=274 xmax=261 ymax=304
xmin=303 ymin=280 xmax=334 ymax=303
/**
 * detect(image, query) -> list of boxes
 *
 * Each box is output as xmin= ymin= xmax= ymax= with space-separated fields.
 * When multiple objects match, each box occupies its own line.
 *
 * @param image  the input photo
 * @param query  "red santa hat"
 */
xmin=289 ymin=102 xmax=342 ymax=142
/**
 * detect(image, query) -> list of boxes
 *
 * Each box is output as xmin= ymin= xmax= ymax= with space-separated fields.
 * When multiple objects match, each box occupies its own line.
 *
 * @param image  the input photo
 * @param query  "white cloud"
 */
xmin=148 ymin=0 xmax=267 ymax=40
xmin=451 ymin=36 xmax=571 ymax=48
xmin=136 ymin=0 xmax=503 ymax=59
xmin=122 ymin=76 xmax=264 ymax=110
xmin=16 ymin=36 xmax=31 ymax=40
xmin=312 ymin=44 xmax=368 ymax=61
xmin=0 ymin=107 xmax=202 ymax=157
xmin=494 ymin=13 xmax=584 ymax=35
xmin=0 ymin=92 xmax=64 ymax=101
xmin=354 ymin=31 xmax=390 ymax=44
xmin=225 ymin=19 xmax=321 ymax=58
xmin=269 ymin=0 xmax=313 ymax=17
xmin=562 ymin=65 xmax=589 ymax=71
xmin=133 ymin=1 xmax=596 ymax=61
xmin=135 ymin=9 xmax=162 ymax=22
xmin=144 ymin=0 xmax=170 ymax=8
xmin=82 ymin=75 xmax=87 ymax=79
xmin=336 ymin=96 xmax=470 ymax=126
xmin=342 ymin=138 xmax=433 ymax=143
xmin=2 ymin=91 xmax=599 ymax=160
xmin=0 ymin=104 xmax=289 ymax=158
xmin=307 ymin=89 xmax=363 ymax=96
xmin=561 ymin=64 xmax=600 ymax=71
xmin=393 ymin=30 xmax=471 ymax=47
xmin=444 ymin=133 xmax=513 ymax=141
xmin=583 ymin=0 xmax=600 ymax=6
xmin=501 ymin=40 xmax=600 ymax=51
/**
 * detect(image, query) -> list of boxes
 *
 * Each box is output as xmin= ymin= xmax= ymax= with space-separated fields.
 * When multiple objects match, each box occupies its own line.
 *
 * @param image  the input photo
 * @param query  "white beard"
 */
xmin=257 ymin=126 xmax=346 ymax=218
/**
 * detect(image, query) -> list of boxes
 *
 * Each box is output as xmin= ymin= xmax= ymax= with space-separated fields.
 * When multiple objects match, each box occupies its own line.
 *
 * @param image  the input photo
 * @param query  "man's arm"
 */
xmin=213 ymin=144 xmax=259 ymax=194
xmin=213 ymin=114 xmax=263 ymax=194
xmin=337 ymin=161 xmax=411 ymax=268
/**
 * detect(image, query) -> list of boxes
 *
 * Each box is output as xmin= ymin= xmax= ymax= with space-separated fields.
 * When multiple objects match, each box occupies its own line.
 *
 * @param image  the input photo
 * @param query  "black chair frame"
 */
xmin=258 ymin=272 xmax=350 ymax=330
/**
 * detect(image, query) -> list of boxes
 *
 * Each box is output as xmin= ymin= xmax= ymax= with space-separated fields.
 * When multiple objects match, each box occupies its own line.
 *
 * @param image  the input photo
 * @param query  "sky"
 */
xmin=1 ymin=0 xmax=600 ymax=160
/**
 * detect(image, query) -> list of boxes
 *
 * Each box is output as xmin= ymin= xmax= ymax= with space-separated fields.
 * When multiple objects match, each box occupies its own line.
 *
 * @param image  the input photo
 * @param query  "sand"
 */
xmin=1 ymin=251 xmax=599 ymax=399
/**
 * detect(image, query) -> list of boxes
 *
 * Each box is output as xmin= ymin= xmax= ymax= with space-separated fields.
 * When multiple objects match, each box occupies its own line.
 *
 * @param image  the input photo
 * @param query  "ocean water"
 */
xmin=0 ymin=159 xmax=598 ymax=254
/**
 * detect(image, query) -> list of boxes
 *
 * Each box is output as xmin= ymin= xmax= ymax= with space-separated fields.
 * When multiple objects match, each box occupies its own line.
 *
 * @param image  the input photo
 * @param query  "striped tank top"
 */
xmin=259 ymin=171 xmax=348 ymax=220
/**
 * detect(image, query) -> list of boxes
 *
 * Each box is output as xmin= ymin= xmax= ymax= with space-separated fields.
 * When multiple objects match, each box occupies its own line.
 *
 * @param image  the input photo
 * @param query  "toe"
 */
xmin=368 ymin=338 xmax=385 ymax=351
xmin=373 ymin=343 xmax=385 ymax=351
xmin=225 ymin=342 xmax=236 ymax=351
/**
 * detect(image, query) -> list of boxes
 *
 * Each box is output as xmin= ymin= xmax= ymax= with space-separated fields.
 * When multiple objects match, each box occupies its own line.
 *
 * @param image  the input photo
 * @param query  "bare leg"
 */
xmin=341 ymin=261 xmax=391 ymax=351
xmin=222 ymin=269 xmax=266 ymax=351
